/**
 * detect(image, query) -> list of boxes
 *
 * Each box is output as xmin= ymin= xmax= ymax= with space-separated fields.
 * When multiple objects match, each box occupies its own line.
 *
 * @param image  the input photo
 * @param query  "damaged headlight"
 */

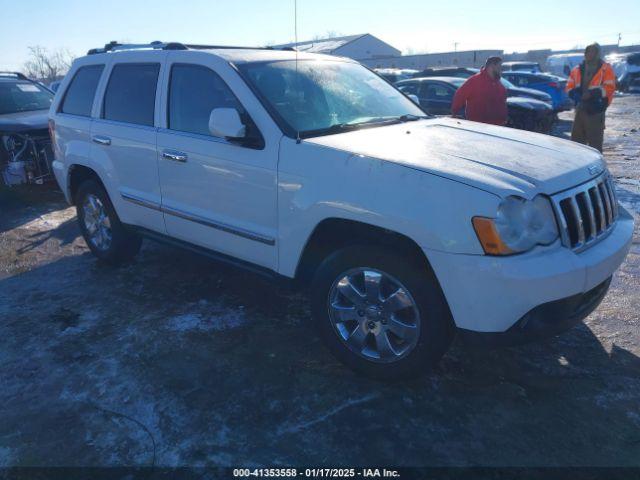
xmin=472 ymin=195 xmax=559 ymax=255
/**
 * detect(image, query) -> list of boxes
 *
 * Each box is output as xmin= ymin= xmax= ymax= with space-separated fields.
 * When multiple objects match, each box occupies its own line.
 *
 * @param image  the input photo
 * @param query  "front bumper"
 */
xmin=457 ymin=276 xmax=611 ymax=347
xmin=425 ymin=205 xmax=634 ymax=335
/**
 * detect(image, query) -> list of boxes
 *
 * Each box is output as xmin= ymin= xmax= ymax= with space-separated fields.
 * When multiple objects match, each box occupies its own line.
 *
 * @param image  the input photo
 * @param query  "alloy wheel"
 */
xmin=327 ymin=268 xmax=420 ymax=363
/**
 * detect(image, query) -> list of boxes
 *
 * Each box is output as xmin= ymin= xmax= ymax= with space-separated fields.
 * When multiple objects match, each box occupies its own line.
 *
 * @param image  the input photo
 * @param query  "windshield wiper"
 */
xmin=300 ymin=115 xmax=427 ymax=139
xmin=397 ymin=114 xmax=428 ymax=122
xmin=300 ymin=121 xmax=378 ymax=138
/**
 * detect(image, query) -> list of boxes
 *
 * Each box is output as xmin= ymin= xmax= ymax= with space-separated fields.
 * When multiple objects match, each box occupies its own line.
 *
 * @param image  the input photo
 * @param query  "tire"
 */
xmin=75 ymin=179 xmax=142 ymax=264
xmin=310 ymin=245 xmax=454 ymax=380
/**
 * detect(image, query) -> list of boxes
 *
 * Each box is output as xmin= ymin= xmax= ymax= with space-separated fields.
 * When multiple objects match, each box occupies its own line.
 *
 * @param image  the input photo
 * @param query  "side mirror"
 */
xmin=209 ymin=108 xmax=246 ymax=139
xmin=407 ymin=94 xmax=420 ymax=105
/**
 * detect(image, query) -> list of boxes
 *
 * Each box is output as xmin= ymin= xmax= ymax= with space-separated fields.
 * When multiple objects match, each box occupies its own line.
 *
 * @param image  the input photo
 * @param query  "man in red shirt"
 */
xmin=451 ymin=57 xmax=508 ymax=125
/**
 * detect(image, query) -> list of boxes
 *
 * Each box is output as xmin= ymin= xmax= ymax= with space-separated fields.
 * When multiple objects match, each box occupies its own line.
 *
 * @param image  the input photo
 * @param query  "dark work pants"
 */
xmin=571 ymin=108 xmax=605 ymax=153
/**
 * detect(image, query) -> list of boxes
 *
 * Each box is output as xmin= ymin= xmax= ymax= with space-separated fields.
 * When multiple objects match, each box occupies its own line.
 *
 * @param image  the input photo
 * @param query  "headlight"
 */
xmin=472 ymin=195 xmax=559 ymax=255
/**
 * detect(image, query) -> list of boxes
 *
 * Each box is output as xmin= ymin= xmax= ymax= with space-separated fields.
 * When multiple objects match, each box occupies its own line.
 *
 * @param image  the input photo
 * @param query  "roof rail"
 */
xmin=87 ymin=41 xmax=279 ymax=55
xmin=0 ymin=71 xmax=29 ymax=80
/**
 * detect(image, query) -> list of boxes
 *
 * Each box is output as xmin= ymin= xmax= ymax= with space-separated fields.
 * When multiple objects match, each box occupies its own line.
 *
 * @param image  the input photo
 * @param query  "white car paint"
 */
xmin=50 ymin=47 xmax=634 ymax=335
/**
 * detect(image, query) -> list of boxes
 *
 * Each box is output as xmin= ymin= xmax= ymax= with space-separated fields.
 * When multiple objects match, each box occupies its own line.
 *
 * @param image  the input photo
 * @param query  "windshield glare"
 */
xmin=239 ymin=60 xmax=425 ymax=137
xmin=0 ymin=81 xmax=53 ymax=115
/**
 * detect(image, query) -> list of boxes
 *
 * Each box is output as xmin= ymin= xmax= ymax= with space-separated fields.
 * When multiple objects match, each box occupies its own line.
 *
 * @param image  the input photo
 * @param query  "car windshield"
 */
xmin=238 ymin=59 xmax=426 ymax=138
xmin=0 ymin=80 xmax=54 ymax=115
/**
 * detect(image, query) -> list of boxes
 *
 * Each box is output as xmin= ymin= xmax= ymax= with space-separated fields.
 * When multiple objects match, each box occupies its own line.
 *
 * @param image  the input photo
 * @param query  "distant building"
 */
xmin=503 ymin=44 xmax=640 ymax=69
xmin=360 ymin=49 xmax=504 ymax=70
xmin=274 ymin=33 xmax=401 ymax=60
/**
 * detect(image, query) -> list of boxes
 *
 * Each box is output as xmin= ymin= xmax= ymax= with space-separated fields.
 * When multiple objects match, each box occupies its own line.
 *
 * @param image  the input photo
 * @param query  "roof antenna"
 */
xmin=294 ymin=0 xmax=301 ymax=144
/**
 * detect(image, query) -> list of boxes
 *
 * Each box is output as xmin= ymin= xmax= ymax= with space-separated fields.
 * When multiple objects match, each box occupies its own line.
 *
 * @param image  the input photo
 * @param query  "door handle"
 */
xmin=92 ymin=135 xmax=111 ymax=146
xmin=162 ymin=150 xmax=188 ymax=163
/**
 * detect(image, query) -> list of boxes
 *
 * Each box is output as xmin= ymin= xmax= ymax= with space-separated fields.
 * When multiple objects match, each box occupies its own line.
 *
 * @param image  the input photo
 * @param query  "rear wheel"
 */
xmin=311 ymin=245 xmax=454 ymax=380
xmin=75 ymin=179 xmax=142 ymax=264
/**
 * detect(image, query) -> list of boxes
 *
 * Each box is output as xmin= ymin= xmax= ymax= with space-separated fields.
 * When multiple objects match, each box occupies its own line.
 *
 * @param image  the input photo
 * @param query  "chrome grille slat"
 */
xmin=599 ymin=182 xmax=613 ymax=226
xmin=569 ymin=197 xmax=586 ymax=245
xmin=591 ymin=186 xmax=606 ymax=231
xmin=605 ymin=178 xmax=618 ymax=218
xmin=581 ymin=191 xmax=597 ymax=240
xmin=551 ymin=173 xmax=619 ymax=253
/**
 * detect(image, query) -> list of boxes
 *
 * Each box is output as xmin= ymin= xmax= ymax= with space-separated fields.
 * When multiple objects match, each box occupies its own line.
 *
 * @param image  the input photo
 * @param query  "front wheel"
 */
xmin=310 ymin=246 xmax=454 ymax=380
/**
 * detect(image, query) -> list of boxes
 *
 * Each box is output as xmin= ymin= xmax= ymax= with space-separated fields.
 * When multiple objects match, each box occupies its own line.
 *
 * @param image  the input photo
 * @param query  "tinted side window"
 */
xmin=103 ymin=64 xmax=160 ymax=126
xmin=168 ymin=64 xmax=242 ymax=136
xmin=426 ymin=84 xmax=453 ymax=100
xmin=508 ymin=75 xmax=525 ymax=86
xmin=398 ymin=83 xmax=419 ymax=95
xmin=61 ymin=65 xmax=104 ymax=116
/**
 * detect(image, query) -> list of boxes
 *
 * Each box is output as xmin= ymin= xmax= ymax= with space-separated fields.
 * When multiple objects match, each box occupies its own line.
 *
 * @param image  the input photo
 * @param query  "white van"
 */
xmin=546 ymin=53 xmax=584 ymax=77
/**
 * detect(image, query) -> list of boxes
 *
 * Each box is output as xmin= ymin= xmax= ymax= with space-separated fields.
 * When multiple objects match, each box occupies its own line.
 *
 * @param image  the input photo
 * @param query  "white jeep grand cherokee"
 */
xmin=49 ymin=42 xmax=634 ymax=379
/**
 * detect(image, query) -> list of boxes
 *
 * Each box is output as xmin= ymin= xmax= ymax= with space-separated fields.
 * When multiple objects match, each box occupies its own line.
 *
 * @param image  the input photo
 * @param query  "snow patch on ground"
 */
xmin=0 ymin=446 xmax=13 ymax=467
xmin=166 ymin=301 xmax=246 ymax=332
xmin=19 ymin=207 xmax=76 ymax=231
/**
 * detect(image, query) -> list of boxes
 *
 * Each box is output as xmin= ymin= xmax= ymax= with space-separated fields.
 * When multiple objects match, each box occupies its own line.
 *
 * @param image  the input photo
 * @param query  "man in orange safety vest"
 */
xmin=565 ymin=43 xmax=616 ymax=153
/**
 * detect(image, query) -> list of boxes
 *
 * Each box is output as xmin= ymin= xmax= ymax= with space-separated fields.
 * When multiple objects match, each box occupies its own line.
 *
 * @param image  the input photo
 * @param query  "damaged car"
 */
xmin=0 ymin=72 xmax=55 ymax=186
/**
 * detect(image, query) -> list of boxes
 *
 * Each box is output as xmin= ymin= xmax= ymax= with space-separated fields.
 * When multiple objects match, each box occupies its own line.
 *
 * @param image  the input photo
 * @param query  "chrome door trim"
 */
xmin=162 ymin=205 xmax=276 ymax=246
xmin=120 ymin=192 xmax=162 ymax=211
xmin=120 ymin=192 xmax=275 ymax=246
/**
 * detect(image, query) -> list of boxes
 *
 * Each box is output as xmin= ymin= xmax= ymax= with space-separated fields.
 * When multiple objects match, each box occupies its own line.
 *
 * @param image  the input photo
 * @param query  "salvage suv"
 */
xmin=49 ymin=42 xmax=634 ymax=379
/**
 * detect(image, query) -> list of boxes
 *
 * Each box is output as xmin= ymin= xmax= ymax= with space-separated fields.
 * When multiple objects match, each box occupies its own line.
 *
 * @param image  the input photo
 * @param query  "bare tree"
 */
xmin=312 ymin=30 xmax=343 ymax=41
xmin=23 ymin=46 xmax=75 ymax=83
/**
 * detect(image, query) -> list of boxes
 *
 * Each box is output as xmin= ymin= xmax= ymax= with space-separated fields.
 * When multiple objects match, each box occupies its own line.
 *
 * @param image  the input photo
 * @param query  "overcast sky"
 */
xmin=1 ymin=0 xmax=639 ymax=70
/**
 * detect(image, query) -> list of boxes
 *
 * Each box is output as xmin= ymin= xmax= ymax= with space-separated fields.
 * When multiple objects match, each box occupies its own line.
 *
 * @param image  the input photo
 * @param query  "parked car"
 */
xmin=605 ymin=51 xmax=640 ymax=92
xmin=0 ymin=71 xmax=55 ymax=186
xmin=502 ymin=71 xmax=572 ymax=111
xmin=411 ymin=68 xmax=553 ymax=105
xmin=502 ymin=61 xmax=542 ymax=73
xmin=501 ymin=77 xmax=554 ymax=106
xmin=50 ymin=42 xmax=633 ymax=379
xmin=48 ymin=80 xmax=62 ymax=93
xmin=396 ymin=77 xmax=555 ymax=132
xmin=546 ymin=53 xmax=583 ymax=77
xmin=374 ymin=68 xmax=419 ymax=83
xmin=628 ymin=77 xmax=640 ymax=93
xmin=412 ymin=67 xmax=479 ymax=79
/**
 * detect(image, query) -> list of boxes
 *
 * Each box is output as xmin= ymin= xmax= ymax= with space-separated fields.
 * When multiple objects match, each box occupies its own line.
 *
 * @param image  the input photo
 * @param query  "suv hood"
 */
xmin=0 ymin=110 xmax=49 ymax=133
xmin=306 ymin=117 xmax=604 ymax=197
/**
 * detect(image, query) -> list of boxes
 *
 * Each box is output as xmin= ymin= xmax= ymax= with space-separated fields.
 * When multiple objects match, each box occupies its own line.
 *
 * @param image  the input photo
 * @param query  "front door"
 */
xmin=156 ymin=59 xmax=278 ymax=271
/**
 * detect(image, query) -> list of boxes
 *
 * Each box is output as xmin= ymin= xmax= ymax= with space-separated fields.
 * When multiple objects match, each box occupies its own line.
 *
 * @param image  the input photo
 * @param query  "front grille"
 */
xmin=551 ymin=174 xmax=618 ymax=252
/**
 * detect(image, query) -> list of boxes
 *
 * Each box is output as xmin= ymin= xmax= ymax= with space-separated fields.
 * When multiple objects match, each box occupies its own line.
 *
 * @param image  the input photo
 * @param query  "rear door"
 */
xmin=90 ymin=54 xmax=165 ymax=232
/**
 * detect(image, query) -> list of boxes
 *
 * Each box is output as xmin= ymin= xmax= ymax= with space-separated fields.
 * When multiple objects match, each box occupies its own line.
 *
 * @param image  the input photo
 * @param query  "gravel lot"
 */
xmin=0 ymin=95 xmax=639 ymax=469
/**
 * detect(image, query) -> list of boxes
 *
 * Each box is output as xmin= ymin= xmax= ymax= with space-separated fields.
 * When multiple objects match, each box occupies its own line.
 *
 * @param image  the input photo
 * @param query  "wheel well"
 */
xmin=68 ymin=165 xmax=103 ymax=204
xmin=295 ymin=218 xmax=431 ymax=286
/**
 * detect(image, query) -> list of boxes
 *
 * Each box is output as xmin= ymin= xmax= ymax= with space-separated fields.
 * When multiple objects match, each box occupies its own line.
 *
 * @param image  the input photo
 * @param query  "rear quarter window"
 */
xmin=103 ymin=63 xmax=160 ymax=126
xmin=60 ymin=65 xmax=104 ymax=116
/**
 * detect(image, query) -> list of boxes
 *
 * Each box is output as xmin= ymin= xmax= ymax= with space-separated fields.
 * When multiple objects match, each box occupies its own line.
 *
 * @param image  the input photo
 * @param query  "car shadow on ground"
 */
xmin=1 ymin=230 xmax=639 ymax=466
xmin=0 ymin=184 xmax=68 ymax=234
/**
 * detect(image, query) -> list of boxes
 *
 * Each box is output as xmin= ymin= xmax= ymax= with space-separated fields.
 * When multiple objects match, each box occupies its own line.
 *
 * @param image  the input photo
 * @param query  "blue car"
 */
xmin=502 ymin=71 xmax=572 ymax=111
